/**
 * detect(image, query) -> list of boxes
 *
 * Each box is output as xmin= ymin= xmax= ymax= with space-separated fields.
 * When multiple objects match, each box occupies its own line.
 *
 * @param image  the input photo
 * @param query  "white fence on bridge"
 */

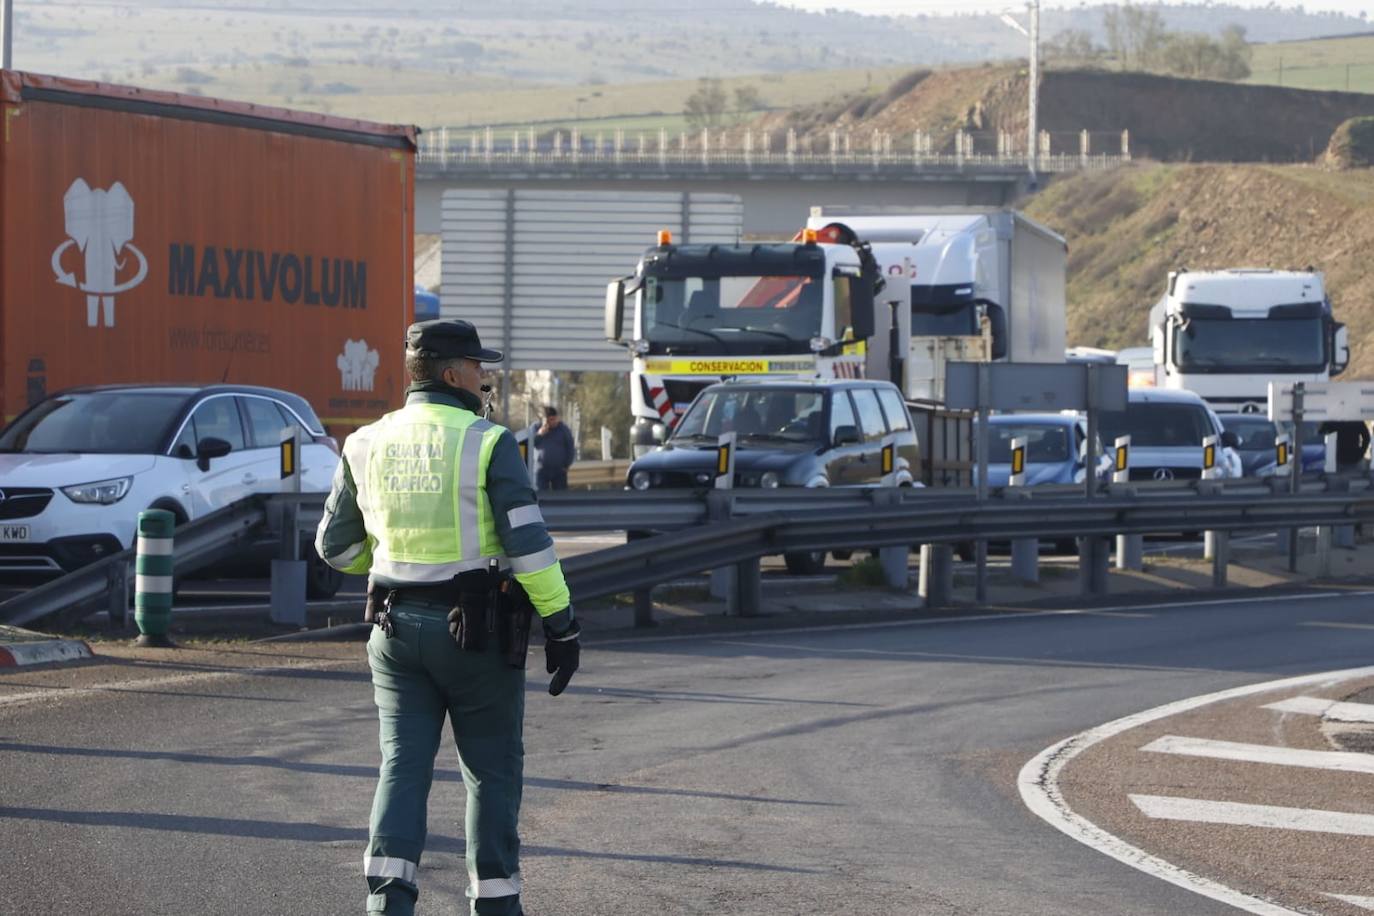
xmin=417 ymin=126 xmax=1132 ymax=174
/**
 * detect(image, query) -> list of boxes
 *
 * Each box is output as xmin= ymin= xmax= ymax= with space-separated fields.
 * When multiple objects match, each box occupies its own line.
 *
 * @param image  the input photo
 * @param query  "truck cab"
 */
xmin=1149 ymin=268 xmax=1350 ymax=413
xmin=606 ymin=231 xmax=879 ymax=455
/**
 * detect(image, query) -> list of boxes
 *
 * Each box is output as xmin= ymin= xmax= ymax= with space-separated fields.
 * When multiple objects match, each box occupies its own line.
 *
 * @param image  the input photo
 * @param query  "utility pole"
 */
xmin=1028 ymin=0 xmax=1039 ymax=184
xmin=1000 ymin=0 xmax=1040 ymax=185
xmin=1 ymin=0 xmax=12 ymax=69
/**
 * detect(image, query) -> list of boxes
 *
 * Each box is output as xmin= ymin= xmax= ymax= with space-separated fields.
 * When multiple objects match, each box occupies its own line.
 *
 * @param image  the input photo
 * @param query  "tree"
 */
xmin=684 ymin=77 xmax=728 ymax=130
xmin=732 ymin=85 xmax=765 ymax=124
xmin=1045 ymin=28 xmax=1100 ymax=63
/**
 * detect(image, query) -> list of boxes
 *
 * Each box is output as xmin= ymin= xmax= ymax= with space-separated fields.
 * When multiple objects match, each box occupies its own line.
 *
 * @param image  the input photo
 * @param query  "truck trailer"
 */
xmin=14 ymin=70 xmax=416 ymax=433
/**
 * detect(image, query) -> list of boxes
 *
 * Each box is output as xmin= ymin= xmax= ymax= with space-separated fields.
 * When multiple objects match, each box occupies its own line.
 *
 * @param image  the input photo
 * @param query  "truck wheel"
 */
xmin=784 ymin=550 xmax=827 ymax=575
xmin=304 ymin=543 xmax=344 ymax=600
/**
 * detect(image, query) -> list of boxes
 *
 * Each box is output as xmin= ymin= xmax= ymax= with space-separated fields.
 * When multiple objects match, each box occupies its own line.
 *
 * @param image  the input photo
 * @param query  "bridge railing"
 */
xmin=416 ymin=127 xmax=1132 ymax=174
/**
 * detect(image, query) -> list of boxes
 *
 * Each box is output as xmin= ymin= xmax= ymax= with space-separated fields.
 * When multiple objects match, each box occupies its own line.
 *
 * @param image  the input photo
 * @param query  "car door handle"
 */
xmin=242 ymin=473 xmax=258 ymax=485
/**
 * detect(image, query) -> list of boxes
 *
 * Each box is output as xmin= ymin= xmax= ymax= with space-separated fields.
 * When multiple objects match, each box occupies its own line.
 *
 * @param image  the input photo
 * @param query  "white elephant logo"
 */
xmin=337 ymin=339 xmax=380 ymax=391
xmin=51 ymin=179 xmax=149 ymax=328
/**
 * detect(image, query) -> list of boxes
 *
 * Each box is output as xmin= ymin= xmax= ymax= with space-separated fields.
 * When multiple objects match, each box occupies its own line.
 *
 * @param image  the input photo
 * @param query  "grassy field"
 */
xmin=1247 ymin=34 xmax=1374 ymax=93
xmin=133 ymin=61 xmax=913 ymax=132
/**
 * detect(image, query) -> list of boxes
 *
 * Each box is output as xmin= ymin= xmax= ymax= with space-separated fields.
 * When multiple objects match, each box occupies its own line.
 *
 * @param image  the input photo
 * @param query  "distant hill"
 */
xmin=18 ymin=0 xmax=1374 ymax=94
xmin=759 ymin=66 xmax=1374 ymax=163
xmin=1021 ymin=164 xmax=1374 ymax=379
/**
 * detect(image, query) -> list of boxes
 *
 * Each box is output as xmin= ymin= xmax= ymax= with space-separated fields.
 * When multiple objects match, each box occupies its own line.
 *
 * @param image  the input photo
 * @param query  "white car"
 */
xmin=1096 ymin=387 xmax=1243 ymax=481
xmin=0 ymin=384 xmax=343 ymax=596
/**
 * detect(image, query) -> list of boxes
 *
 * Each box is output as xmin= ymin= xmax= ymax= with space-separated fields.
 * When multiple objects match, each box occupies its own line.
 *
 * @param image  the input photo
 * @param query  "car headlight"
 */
xmin=62 ymin=476 xmax=133 ymax=505
xmin=759 ymin=471 xmax=781 ymax=489
xmin=630 ymin=470 xmax=652 ymax=491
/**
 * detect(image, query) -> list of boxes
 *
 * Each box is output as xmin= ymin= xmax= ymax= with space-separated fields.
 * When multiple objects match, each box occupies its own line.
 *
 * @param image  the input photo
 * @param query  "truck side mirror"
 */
xmin=1332 ymin=323 xmax=1350 ymax=376
xmin=604 ymin=279 xmax=626 ymax=343
xmin=985 ymin=302 xmax=1008 ymax=360
xmin=1221 ymin=430 xmax=1240 ymax=450
xmin=850 ymin=279 xmax=875 ymax=341
xmin=1152 ymin=323 xmax=1166 ymax=368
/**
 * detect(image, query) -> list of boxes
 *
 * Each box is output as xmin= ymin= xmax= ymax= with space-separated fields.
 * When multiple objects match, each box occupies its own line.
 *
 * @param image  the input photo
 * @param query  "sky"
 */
xmin=779 ymin=0 xmax=1374 ymax=18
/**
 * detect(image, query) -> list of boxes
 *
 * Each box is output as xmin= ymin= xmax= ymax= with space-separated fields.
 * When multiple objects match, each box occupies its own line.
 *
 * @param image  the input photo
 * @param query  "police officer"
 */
xmin=316 ymin=319 xmax=581 ymax=916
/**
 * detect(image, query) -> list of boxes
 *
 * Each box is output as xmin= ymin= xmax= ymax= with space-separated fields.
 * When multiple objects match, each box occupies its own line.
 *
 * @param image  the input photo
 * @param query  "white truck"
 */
xmin=1145 ymin=268 xmax=1350 ymax=413
xmin=605 ymin=208 xmax=1068 ymax=454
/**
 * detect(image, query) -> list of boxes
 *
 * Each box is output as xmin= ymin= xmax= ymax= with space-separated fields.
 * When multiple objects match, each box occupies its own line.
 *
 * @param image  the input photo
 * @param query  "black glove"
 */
xmin=543 ymin=617 xmax=581 ymax=697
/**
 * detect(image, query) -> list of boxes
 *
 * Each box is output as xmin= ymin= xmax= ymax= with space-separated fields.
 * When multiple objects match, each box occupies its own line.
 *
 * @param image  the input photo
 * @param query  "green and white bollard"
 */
xmin=134 ymin=509 xmax=177 ymax=648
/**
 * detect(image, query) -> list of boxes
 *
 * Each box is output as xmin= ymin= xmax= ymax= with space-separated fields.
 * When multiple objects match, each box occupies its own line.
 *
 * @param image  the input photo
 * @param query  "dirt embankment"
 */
xmin=761 ymin=65 xmax=1374 ymax=162
xmin=1020 ymin=164 xmax=1374 ymax=377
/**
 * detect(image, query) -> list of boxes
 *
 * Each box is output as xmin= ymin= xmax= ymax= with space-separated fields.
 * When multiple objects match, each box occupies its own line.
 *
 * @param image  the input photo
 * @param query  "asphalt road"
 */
xmin=2 ymin=588 xmax=1373 ymax=914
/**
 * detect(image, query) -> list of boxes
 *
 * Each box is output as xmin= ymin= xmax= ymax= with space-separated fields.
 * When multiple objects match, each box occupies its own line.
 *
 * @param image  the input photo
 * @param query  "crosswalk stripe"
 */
xmin=1264 ymin=696 xmax=1374 ymax=724
xmin=1326 ymin=894 xmax=1374 ymax=910
xmin=1131 ymin=795 xmax=1374 ymax=836
xmin=1141 ymin=735 xmax=1374 ymax=775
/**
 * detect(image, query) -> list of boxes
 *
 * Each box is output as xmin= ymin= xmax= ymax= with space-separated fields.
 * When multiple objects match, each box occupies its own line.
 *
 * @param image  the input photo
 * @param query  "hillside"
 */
xmin=762 ymin=66 xmax=1374 ymax=162
xmin=15 ymin=0 xmax=1372 ymax=128
xmin=1020 ymin=164 xmax=1374 ymax=378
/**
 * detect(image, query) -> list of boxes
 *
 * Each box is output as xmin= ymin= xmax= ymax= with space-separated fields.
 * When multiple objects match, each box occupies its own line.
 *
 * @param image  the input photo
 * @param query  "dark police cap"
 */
xmin=405 ymin=319 xmax=504 ymax=363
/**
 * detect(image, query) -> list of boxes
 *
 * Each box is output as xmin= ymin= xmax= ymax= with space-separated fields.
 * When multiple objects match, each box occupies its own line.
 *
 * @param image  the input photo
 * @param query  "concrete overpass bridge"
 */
xmin=414 ymin=131 xmax=1130 ymax=235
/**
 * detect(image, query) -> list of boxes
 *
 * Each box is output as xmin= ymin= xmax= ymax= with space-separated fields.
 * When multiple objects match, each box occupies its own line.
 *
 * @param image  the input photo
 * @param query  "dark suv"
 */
xmin=625 ymin=378 xmax=921 ymax=572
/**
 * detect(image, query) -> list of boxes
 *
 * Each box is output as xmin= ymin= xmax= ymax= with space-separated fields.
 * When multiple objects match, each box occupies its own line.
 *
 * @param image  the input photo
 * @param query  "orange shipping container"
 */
xmin=7 ymin=70 xmax=416 ymax=433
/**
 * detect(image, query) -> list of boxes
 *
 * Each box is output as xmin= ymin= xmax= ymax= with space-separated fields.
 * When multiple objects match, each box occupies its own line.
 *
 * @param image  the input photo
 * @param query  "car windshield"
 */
xmin=641 ymin=271 xmax=824 ymax=353
xmin=988 ymin=424 xmax=1072 ymax=463
xmin=1220 ymin=415 xmax=1278 ymax=449
xmin=672 ymin=388 xmax=826 ymax=444
xmin=1174 ymin=313 xmax=1325 ymax=372
xmin=0 ymin=392 xmax=188 ymax=454
xmin=1098 ymin=402 xmax=1215 ymax=448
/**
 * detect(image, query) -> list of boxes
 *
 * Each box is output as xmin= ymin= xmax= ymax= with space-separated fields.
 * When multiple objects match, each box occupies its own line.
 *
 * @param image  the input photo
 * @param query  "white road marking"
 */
xmin=1264 ymin=696 xmax=1374 ymax=723
xmin=1326 ymin=894 xmax=1374 ymax=910
xmin=1141 ymin=735 xmax=1374 ymax=775
xmin=1131 ymin=795 xmax=1374 ymax=837
xmin=1019 ymin=664 xmax=1374 ymax=916
xmin=1301 ymin=621 xmax=1374 ymax=632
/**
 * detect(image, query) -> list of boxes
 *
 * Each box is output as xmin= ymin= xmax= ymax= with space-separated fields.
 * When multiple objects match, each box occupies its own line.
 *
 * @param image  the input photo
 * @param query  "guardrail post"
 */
xmin=1007 ymin=436 xmax=1039 ymax=584
xmin=1078 ymin=535 xmax=1110 ymax=596
xmin=134 ymin=509 xmax=177 ymax=648
xmin=732 ymin=555 xmax=762 ymax=618
xmin=1112 ymin=436 xmax=1142 ymax=570
xmin=1318 ymin=476 xmax=1352 ymax=573
xmin=1202 ymin=435 xmax=1225 ymax=565
xmin=1197 ymin=480 xmax=1229 ymax=587
xmin=877 ymin=439 xmax=908 ymax=589
xmin=270 ymin=503 xmax=307 ymax=628
xmin=918 ymin=544 xmax=953 ymax=609
xmin=106 ymin=558 xmax=129 ymax=628
xmin=627 ymin=529 xmax=655 ymax=628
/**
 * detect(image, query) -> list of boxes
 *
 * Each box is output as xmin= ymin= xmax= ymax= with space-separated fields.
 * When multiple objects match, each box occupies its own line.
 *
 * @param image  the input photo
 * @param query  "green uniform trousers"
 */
xmin=364 ymin=599 xmax=525 ymax=916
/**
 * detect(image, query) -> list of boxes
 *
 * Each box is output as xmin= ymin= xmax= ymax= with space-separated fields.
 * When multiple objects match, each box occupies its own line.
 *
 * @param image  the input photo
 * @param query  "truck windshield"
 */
xmin=641 ymin=271 xmax=823 ymax=355
xmin=1174 ymin=312 xmax=1325 ymax=373
xmin=0 ymin=392 xmax=188 ymax=454
xmin=672 ymin=388 xmax=826 ymax=444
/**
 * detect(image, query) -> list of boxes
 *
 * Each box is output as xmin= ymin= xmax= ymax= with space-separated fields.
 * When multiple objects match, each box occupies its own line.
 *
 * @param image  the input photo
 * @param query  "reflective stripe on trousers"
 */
xmin=364 ymin=855 xmax=418 ymax=886
xmin=471 ymin=872 xmax=522 ymax=899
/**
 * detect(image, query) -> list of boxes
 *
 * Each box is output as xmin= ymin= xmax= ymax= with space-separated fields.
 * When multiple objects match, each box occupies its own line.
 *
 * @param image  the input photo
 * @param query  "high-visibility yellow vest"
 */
xmin=345 ymin=403 xmax=504 ymax=583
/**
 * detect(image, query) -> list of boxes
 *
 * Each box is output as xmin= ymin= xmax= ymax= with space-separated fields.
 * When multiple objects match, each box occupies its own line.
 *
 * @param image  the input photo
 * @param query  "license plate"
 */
xmin=0 ymin=525 xmax=30 ymax=541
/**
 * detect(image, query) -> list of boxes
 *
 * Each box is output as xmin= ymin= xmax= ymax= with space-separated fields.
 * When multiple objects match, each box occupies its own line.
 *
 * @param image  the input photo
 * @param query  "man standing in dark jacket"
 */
xmin=534 ymin=405 xmax=575 ymax=490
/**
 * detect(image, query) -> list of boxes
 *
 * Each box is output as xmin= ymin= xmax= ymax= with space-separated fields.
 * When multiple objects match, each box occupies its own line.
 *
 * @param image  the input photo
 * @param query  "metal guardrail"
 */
xmin=1 ymin=475 xmax=1368 ymax=629
xmin=0 ymin=496 xmax=291 ymax=629
xmin=559 ymin=478 xmax=1374 ymax=604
